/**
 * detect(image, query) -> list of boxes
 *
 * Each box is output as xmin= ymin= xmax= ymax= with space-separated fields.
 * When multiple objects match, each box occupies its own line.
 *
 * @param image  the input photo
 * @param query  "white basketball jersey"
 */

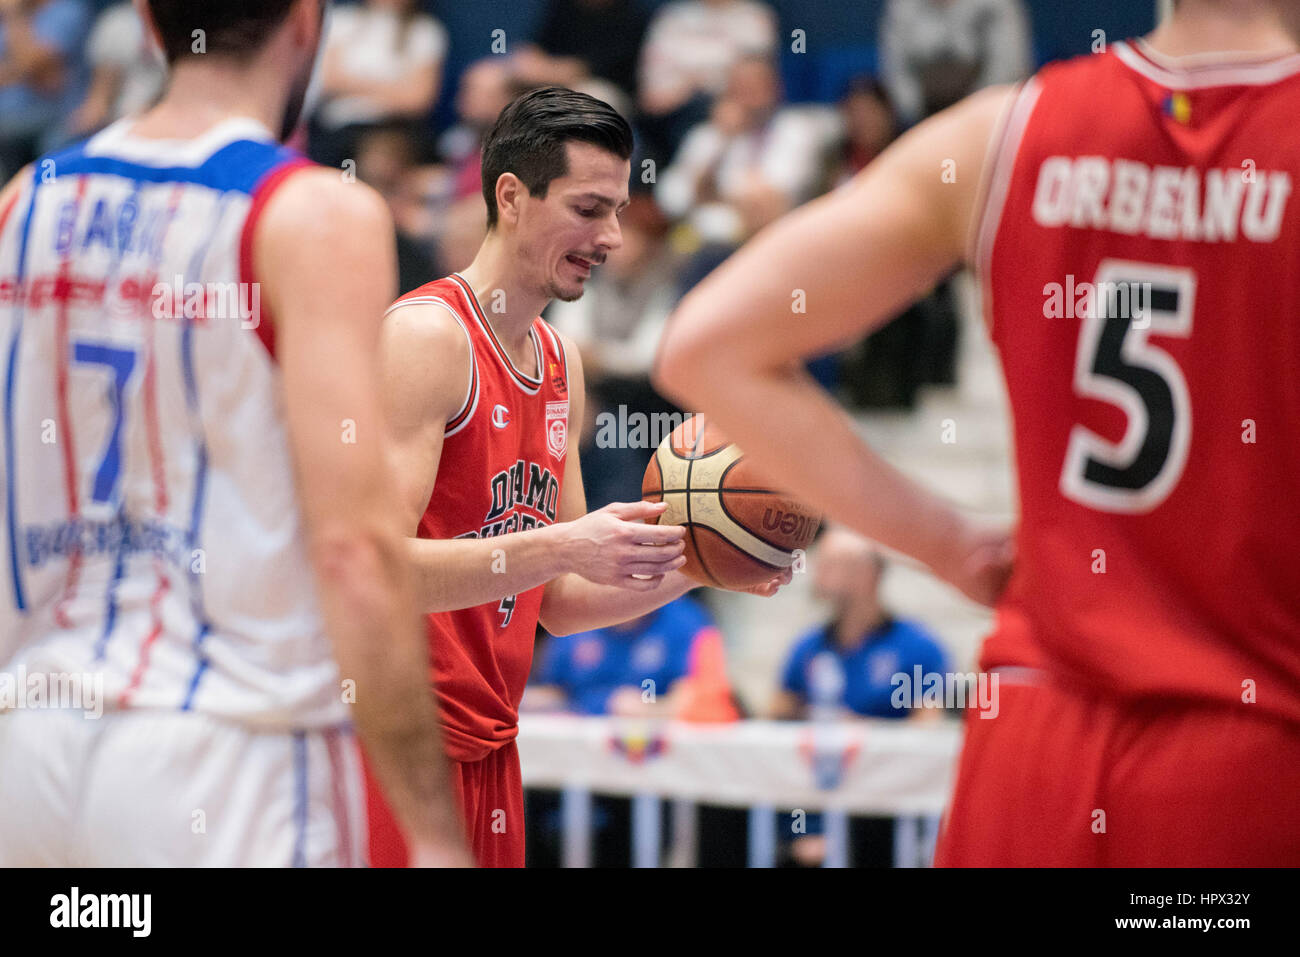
xmin=0 ymin=118 xmax=346 ymax=729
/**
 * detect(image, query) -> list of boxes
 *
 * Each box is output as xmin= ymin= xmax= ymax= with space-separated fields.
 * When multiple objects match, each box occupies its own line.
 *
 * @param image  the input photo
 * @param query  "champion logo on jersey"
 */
xmin=546 ymin=400 xmax=568 ymax=459
xmin=492 ymin=404 xmax=511 ymax=429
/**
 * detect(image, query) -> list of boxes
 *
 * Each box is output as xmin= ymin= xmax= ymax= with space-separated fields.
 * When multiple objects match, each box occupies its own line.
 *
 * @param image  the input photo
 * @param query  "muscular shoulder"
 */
xmin=861 ymin=83 xmax=1018 ymax=263
xmin=258 ymin=167 xmax=392 ymax=246
xmin=382 ymin=299 xmax=473 ymax=431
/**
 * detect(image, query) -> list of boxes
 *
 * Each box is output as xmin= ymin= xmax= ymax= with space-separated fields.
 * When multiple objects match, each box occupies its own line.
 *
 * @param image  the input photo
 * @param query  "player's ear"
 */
xmin=495 ymin=172 xmax=524 ymax=228
xmin=288 ymin=0 xmax=326 ymax=52
xmin=133 ymin=0 xmax=166 ymax=62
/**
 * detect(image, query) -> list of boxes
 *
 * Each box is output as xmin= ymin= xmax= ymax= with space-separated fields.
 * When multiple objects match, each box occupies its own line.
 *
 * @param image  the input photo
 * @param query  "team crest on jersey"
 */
xmin=546 ymin=400 xmax=568 ymax=459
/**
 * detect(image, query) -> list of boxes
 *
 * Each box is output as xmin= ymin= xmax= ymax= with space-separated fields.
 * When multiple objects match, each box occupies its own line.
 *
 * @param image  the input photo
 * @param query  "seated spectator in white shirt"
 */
xmin=657 ymin=54 xmax=835 ymax=249
xmin=880 ymin=0 xmax=1033 ymax=127
xmin=68 ymin=2 xmax=167 ymax=137
xmin=311 ymin=0 xmax=447 ymax=168
xmin=637 ymin=0 xmax=777 ymax=160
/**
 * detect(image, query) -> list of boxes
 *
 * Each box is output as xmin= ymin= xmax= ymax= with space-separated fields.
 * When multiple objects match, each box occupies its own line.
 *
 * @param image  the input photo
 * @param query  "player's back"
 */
xmin=983 ymin=40 xmax=1300 ymax=722
xmin=0 ymin=118 xmax=345 ymax=729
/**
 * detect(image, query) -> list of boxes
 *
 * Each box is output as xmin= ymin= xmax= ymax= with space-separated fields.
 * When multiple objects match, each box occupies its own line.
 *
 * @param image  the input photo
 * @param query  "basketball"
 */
xmin=642 ymin=415 xmax=822 ymax=588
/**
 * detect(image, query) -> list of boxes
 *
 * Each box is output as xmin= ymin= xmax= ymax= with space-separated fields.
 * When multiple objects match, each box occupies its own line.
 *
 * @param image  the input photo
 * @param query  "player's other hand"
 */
xmin=937 ymin=521 xmax=1015 ymax=608
xmin=559 ymin=501 xmax=687 ymax=590
xmin=409 ymin=842 xmax=475 ymax=868
xmin=732 ymin=567 xmax=794 ymax=597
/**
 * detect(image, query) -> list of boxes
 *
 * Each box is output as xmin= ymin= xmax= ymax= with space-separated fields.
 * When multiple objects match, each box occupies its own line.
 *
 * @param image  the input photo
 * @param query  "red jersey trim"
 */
xmin=447 ymin=272 xmax=545 ymax=394
xmin=973 ymin=78 xmax=1043 ymax=344
xmin=237 ymin=158 xmax=314 ymax=361
xmin=0 ymin=183 xmax=22 ymax=237
xmin=1114 ymin=39 xmax=1300 ymax=89
xmin=539 ymin=319 xmax=567 ymax=382
xmin=386 ymin=294 xmax=481 ymax=435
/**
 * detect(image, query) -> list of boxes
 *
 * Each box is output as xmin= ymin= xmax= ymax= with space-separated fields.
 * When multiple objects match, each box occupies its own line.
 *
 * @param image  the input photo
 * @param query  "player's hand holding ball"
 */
xmin=558 ymin=500 xmax=688 ymax=589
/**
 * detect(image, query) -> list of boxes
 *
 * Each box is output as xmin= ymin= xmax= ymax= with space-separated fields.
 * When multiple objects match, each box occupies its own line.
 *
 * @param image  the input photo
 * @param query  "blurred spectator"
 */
xmin=0 ymin=0 xmax=91 ymax=177
xmin=547 ymin=195 xmax=677 ymax=508
xmin=528 ymin=0 xmax=649 ymax=102
xmin=311 ymin=0 xmax=447 ymax=169
xmin=637 ymin=0 xmax=777 ymax=161
xmin=525 ymin=595 xmax=723 ymax=717
xmin=439 ymin=57 xmax=518 ymax=202
xmin=822 ymin=76 xmax=929 ymax=411
xmin=657 ymin=55 xmax=831 ymax=251
xmin=880 ymin=0 xmax=1032 ymax=127
xmin=828 ymin=76 xmax=896 ymax=187
xmin=353 ymin=124 xmax=437 ymax=291
xmin=67 ymin=1 xmax=165 ymax=138
xmin=770 ymin=527 xmax=949 ymax=721
xmin=423 ymin=57 xmax=532 ymax=273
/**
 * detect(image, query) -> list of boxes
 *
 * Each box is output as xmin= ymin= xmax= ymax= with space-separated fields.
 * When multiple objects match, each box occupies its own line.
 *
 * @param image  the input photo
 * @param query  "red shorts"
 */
xmin=935 ymin=675 xmax=1300 ymax=866
xmin=364 ymin=739 xmax=526 ymax=868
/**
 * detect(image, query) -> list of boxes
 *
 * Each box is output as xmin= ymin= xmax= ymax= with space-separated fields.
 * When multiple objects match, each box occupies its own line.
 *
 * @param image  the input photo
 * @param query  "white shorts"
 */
xmin=0 ymin=708 xmax=367 ymax=867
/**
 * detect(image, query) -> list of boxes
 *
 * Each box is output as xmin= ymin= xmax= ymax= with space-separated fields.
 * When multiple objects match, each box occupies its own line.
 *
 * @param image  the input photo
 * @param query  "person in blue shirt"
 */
xmin=526 ymin=593 xmax=720 ymax=717
xmin=0 ymin=0 xmax=92 ymax=178
xmin=522 ymin=593 xmax=726 ymax=866
xmin=772 ymin=526 xmax=950 ymax=721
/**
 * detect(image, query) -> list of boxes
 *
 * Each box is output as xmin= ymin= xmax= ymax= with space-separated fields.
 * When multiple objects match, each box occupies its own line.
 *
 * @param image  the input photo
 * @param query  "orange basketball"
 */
xmin=641 ymin=415 xmax=822 ymax=589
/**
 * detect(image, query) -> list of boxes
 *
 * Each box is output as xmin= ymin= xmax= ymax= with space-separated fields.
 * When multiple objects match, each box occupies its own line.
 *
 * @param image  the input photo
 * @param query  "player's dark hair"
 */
xmin=146 ymin=0 xmax=299 ymax=64
xmin=480 ymin=86 xmax=634 ymax=229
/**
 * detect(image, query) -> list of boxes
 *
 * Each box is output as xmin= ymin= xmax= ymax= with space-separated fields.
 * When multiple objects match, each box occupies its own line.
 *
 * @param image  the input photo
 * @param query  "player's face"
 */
xmin=518 ymin=141 xmax=629 ymax=303
xmin=813 ymin=537 xmax=883 ymax=608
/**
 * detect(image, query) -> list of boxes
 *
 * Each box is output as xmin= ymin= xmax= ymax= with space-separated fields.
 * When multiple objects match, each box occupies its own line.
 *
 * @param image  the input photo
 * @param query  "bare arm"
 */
xmin=655 ymin=86 xmax=1017 ymax=606
xmin=382 ymin=307 xmax=688 ymax=614
xmin=258 ymin=169 xmax=467 ymax=865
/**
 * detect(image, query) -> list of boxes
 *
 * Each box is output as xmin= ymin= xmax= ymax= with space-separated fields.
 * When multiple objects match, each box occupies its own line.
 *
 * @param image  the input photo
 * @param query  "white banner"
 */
xmin=518 ymin=715 xmax=964 ymax=815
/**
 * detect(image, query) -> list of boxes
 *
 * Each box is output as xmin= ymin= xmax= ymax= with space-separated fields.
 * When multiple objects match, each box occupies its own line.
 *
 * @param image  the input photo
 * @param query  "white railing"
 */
xmin=518 ymin=714 xmax=963 ymax=867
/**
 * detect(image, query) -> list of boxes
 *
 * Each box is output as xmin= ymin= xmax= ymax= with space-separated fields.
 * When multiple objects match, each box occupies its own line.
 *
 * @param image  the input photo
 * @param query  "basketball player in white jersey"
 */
xmin=0 ymin=0 xmax=468 ymax=866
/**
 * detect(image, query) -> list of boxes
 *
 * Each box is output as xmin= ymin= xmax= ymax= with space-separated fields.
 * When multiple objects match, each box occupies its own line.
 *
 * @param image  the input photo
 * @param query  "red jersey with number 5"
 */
xmin=388 ymin=273 xmax=569 ymax=762
xmin=978 ymin=40 xmax=1300 ymax=723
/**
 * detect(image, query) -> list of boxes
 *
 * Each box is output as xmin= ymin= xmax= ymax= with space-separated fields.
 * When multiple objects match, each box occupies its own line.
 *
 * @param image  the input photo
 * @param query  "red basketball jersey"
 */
xmin=390 ymin=273 xmax=570 ymax=762
xmin=979 ymin=40 xmax=1300 ymax=723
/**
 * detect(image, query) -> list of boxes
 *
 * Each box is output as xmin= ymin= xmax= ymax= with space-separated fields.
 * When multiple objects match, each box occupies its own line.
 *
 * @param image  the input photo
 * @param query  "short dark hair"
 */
xmin=146 ymin=0 xmax=299 ymax=64
xmin=479 ymin=86 xmax=635 ymax=229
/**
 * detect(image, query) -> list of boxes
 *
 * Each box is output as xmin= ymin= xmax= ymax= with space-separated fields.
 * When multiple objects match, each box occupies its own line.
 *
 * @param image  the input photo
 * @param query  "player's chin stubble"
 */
xmin=547 ymin=279 xmax=586 ymax=303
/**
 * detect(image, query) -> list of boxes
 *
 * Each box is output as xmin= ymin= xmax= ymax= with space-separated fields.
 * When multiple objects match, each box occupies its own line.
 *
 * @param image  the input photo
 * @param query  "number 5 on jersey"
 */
xmin=1060 ymin=260 xmax=1196 ymax=514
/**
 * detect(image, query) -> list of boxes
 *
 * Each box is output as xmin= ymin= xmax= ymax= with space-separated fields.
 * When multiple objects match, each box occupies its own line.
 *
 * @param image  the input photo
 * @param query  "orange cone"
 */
xmin=675 ymin=628 xmax=739 ymax=723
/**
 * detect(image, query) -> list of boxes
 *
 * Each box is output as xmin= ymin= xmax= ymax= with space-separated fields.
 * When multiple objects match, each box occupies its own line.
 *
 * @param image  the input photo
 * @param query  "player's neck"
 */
xmin=1147 ymin=5 xmax=1300 ymax=60
xmin=834 ymin=603 xmax=887 ymax=648
xmin=129 ymin=58 xmax=288 ymax=142
xmin=458 ymin=239 xmax=551 ymax=357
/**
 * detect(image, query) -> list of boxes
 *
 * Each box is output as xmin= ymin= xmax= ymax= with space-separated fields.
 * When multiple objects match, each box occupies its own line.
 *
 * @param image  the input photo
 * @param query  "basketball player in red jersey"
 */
xmin=657 ymin=0 xmax=1300 ymax=866
xmin=368 ymin=87 xmax=789 ymax=867
xmin=0 ymin=0 xmax=467 ymax=866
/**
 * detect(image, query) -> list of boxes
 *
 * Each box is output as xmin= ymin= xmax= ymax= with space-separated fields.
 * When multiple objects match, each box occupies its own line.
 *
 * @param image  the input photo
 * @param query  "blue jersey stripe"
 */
xmin=4 ymin=167 xmax=43 ymax=612
xmin=175 ymin=195 xmax=231 ymax=710
xmin=43 ymin=139 xmax=303 ymax=197
xmin=292 ymin=731 xmax=309 ymax=867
